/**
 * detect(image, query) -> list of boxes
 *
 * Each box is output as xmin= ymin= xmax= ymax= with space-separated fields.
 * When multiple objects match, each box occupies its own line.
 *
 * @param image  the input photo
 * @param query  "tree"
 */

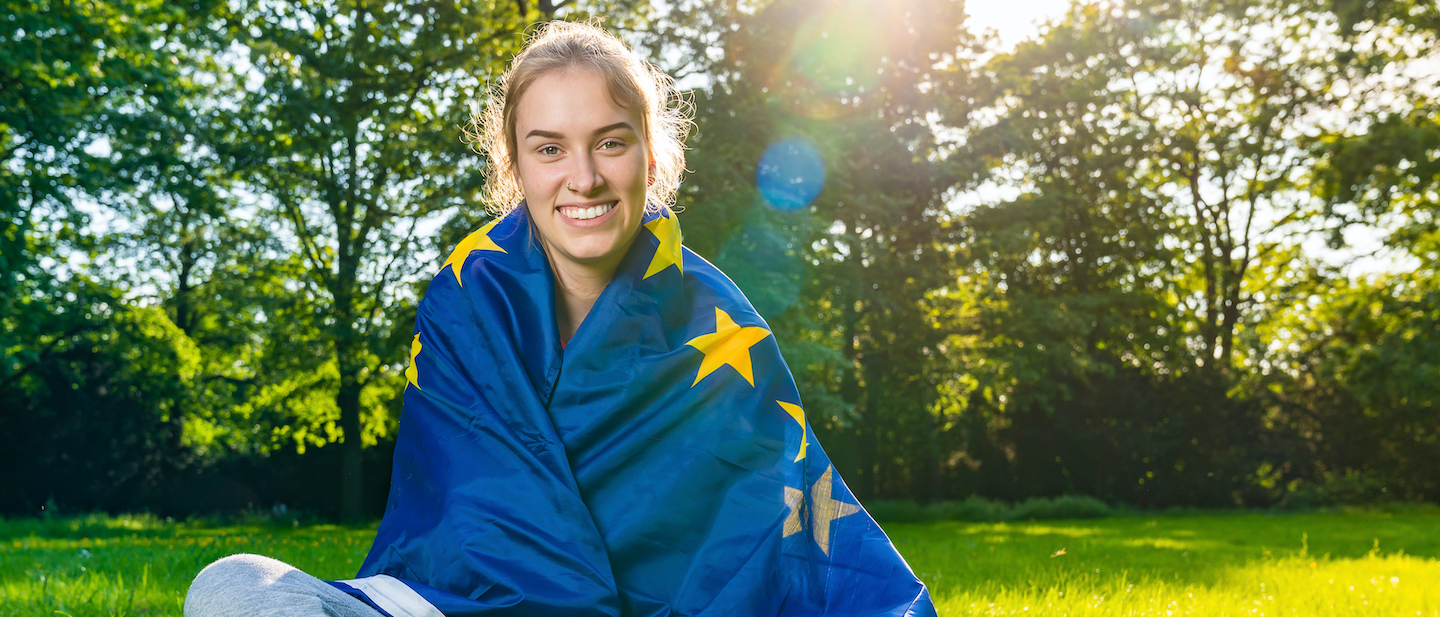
xmin=939 ymin=2 xmax=1194 ymax=503
xmin=0 ymin=0 xmax=227 ymax=513
xmin=654 ymin=0 xmax=973 ymax=500
xmin=1 ymin=0 xmax=190 ymax=394
xmin=1279 ymin=0 xmax=1440 ymax=502
xmin=926 ymin=0 xmax=1426 ymax=505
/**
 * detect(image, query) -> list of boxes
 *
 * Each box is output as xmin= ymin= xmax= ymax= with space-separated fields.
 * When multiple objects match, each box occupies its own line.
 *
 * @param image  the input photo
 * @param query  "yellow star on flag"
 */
xmin=783 ymin=486 xmax=805 ymax=538
xmin=685 ymin=307 xmax=772 ymax=387
xmin=441 ymin=219 xmax=506 ymax=286
xmin=776 ymin=401 xmax=809 ymax=462
xmin=405 ymin=333 xmax=423 ymax=390
xmin=810 ymin=465 xmax=860 ymax=556
xmin=642 ymin=210 xmax=683 ymax=279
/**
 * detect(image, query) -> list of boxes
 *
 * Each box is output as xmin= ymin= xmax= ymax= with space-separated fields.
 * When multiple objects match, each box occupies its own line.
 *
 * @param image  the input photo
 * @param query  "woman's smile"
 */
xmin=557 ymin=200 xmax=619 ymax=225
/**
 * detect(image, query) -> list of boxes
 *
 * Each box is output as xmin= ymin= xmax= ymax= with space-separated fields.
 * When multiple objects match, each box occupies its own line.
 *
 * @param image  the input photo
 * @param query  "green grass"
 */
xmin=2 ymin=511 xmax=1438 ymax=616
xmin=887 ymin=511 xmax=1440 ymax=615
xmin=0 ymin=514 xmax=376 ymax=616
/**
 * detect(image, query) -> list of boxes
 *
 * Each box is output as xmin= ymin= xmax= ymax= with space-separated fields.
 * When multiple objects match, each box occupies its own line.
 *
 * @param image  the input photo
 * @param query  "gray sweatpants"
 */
xmin=184 ymin=554 xmax=385 ymax=617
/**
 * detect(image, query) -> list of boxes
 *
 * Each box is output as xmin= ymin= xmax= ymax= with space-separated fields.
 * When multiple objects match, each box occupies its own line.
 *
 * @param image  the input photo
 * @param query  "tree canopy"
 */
xmin=3 ymin=0 xmax=1437 ymax=517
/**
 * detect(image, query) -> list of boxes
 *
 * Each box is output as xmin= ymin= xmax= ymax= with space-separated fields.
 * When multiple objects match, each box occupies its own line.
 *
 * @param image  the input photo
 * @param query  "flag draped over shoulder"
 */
xmin=329 ymin=206 xmax=936 ymax=617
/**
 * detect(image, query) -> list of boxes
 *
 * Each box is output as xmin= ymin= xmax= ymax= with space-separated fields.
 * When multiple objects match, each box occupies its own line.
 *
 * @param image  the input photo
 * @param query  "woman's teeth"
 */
xmin=563 ymin=202 xmax=616 ymax=221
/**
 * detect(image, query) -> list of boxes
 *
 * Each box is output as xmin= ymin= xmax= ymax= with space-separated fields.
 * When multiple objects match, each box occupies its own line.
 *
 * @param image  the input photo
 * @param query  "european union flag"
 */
xmin=330 ymin=207 xmax=935 ymax=617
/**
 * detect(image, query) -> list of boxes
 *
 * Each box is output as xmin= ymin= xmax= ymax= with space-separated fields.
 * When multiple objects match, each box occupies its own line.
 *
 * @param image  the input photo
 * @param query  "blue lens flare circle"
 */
xmin=756 ymin=138 xmax=825 ymax=211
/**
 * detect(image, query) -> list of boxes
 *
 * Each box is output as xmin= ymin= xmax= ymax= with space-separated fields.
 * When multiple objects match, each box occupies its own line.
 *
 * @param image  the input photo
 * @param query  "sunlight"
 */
xmin=966 ymin=0 xmax=1073 ymax=49
xmin=931 ymin=553 xmax=1440 ymax=616
xmin=755 ymin=1 xmax=889 ymax=120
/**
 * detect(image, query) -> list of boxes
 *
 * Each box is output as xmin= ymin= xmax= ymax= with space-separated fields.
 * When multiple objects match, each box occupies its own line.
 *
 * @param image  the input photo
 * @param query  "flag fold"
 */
xmin=339 ymin=206 xmax=936 ymax=617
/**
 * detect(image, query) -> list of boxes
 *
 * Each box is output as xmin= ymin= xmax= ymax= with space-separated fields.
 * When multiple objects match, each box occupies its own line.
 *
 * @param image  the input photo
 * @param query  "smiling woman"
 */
xmin=511 ymin=67 xmax=652 ymax=340
xmin=470 ymin=22 xmax=692 ymax=341
xmin=183 ymin=20 xmax=934 ymax=617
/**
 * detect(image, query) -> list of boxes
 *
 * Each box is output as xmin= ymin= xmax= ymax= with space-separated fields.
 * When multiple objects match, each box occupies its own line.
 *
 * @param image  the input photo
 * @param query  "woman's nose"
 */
xmin=567 ymin=153 xmax=605 ymax=195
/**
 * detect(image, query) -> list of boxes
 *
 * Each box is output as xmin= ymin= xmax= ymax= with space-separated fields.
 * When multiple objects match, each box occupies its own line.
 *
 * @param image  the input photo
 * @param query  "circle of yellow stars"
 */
xmin=683 ymin=302 xmax=857 ymax=556
xmin=413 ymin=211 xmax=860 ymax=555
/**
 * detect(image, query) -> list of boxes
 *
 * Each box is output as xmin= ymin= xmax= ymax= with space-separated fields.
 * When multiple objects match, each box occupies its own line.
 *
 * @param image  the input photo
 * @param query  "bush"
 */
xmin=1282 ymin=470 xmax=1392 ymax=509
xmin=866 ymin=495 xmax=1112 ymax=523
xmin=1009 ymin=495 xmax=1113 ymax=520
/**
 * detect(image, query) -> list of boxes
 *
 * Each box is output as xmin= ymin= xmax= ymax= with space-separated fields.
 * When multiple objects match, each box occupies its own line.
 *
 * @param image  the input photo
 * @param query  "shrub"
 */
xmin=866 ymin=495 xmax=1112 ymax=523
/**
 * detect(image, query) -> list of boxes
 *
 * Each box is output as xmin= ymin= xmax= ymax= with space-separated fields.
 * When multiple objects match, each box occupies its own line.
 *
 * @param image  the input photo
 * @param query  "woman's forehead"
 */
xmin=515 ymin=68 xmax=643 ymax=139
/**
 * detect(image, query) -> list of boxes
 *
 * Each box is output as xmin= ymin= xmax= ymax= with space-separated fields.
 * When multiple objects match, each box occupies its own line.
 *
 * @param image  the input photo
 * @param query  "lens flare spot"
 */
xmin=758 ymin=3 xmax=890 ymax=119
xmin=757 ymin=138 xmax=825 ymax=211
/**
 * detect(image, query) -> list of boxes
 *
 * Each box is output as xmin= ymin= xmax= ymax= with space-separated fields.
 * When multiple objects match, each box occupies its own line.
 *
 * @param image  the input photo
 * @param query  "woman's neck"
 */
xmin=547 ymin=251 xmax=624 ymax=343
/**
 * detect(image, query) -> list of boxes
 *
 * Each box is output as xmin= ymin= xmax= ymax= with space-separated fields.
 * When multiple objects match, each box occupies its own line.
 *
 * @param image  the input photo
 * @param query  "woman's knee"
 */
xmin=185 ymin=553 xmax=296 ymax=616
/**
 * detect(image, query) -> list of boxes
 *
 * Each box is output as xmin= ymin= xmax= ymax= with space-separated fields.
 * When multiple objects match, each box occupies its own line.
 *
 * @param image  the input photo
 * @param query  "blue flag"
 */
xmin=330 ymin=207 xmax=935 ymax=617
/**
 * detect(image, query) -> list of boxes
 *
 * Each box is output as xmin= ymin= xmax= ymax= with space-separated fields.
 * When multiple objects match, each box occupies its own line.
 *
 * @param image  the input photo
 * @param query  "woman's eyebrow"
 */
xmin=592 ymin=122 xmax=637 ymax=135
xmin=523 ymin=122 xmax=635 ymax=141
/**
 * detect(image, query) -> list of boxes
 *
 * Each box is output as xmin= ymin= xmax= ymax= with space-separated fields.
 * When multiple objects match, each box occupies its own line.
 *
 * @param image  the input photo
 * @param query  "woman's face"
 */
xmin=513 ymin=67 xmax=650 ymax=276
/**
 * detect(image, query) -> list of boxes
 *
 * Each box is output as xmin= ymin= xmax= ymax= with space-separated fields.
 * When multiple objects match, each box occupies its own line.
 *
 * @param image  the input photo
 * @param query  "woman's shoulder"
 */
xmin=416 ymin=215 xmax=548 ymax=324
xmin=676 ymin=246 xmax=770 ymax=328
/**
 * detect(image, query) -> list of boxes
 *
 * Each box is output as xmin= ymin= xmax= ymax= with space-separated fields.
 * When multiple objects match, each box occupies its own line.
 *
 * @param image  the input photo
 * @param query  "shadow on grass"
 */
xmin=0 ymin=511 xmax=376 ymax=541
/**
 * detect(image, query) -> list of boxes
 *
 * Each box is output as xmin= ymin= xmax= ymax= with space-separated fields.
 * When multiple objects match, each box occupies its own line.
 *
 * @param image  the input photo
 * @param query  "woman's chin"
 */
xmin=537 ymin=204 xmax=643 ymax=273
xmin=549 ymin=236 xmax=629 ymax=269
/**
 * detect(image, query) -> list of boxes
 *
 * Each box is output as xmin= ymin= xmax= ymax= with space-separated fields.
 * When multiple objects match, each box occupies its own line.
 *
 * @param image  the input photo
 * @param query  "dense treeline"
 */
xmin=3 ymin=0 xmax=1436 ymax=520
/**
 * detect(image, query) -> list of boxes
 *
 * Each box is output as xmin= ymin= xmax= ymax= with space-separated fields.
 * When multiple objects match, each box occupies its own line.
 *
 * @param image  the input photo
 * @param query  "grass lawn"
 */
xmin=2 ymin=511 xmax=1438 ymax=616
xmin=888 ymin=511 xmax=1440 ymax=615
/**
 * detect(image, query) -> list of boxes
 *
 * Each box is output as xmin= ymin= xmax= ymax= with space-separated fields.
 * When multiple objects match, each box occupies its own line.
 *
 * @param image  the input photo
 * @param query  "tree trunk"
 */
xmin=335 ymin=214 xmax=364 ymax=522
xmin=861 ymin=362 xmax=881 ymax=498
xmin=336 ymin=278 xmax=364 ymax=521
xmin=927 ymin=406 xmax=943 ymax=504
xmin=338 ymin=364 xmax=364 ymax=522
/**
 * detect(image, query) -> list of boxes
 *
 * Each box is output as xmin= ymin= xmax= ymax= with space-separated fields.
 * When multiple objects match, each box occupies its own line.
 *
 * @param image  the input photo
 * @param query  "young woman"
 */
xmin=185 ymin=21 xmax=934 ymax=617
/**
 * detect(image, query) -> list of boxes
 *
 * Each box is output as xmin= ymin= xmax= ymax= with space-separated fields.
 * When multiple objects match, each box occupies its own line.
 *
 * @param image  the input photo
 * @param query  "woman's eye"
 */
xmin=600 ymin=140 xmax=624 ymax=150
xmin=540 ymin=146 xmax=561 ymax=156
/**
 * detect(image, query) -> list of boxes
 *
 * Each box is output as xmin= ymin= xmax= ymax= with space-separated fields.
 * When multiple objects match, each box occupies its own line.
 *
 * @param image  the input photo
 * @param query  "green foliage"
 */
xmin=0 ymin=298 xmax=205 ymax=511
xmin=868 ymin=495 xmax=1114 ymax=523
xmin=1258 ymin=268 xmax=1440 ymax=504
xmin=917 ymin=0 xmax=1440 ymax=507
xmin=661 ymin=0 xmax=974 ymax=500
xmin=203 ymin=0 xmax=536 ymax=519
xmin=4 ymin=0 xmax=1440 ymax=517
xmin=643 ymin=0 xmax=1440 ymax=509
xmin=1 ymin=0 xmax=186 ymax=392
xmin=195 ymin=0 xmax=655 ymax=520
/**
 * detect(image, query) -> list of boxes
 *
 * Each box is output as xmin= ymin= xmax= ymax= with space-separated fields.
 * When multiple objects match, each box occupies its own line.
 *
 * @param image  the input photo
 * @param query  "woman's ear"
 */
xmin=647 ymin=156 xmax=657 ymax=185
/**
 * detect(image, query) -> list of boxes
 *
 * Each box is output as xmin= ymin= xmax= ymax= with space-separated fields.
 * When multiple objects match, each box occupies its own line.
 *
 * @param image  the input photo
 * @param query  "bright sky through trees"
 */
xmin=966 ymin=0 xmax=1072 ymax=49
xmin=962 ymin=0 xmax=1412 ymax=275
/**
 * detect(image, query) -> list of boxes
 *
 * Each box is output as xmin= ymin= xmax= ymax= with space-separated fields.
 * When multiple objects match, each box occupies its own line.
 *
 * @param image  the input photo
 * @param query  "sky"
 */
xmin=965 ymin=0 xmax=1073 ymax=49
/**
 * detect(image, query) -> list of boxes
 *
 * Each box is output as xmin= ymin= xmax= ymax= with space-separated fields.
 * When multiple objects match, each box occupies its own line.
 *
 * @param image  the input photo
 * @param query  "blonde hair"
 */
xmin=469 ymin=21 xmax=691 ymax=214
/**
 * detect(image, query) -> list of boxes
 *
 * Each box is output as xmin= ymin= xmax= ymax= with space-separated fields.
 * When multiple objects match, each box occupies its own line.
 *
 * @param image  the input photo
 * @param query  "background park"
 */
xmin=3 ymin=0 xmax=1439 ymax=614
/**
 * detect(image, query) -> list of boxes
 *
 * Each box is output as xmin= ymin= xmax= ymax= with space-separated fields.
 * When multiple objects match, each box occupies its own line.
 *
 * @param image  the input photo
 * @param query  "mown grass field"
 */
xmin=2 ymin=511 xmax=1437 ymax=616
xmin=890 ymin=511 xmax=1440 ymax=615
